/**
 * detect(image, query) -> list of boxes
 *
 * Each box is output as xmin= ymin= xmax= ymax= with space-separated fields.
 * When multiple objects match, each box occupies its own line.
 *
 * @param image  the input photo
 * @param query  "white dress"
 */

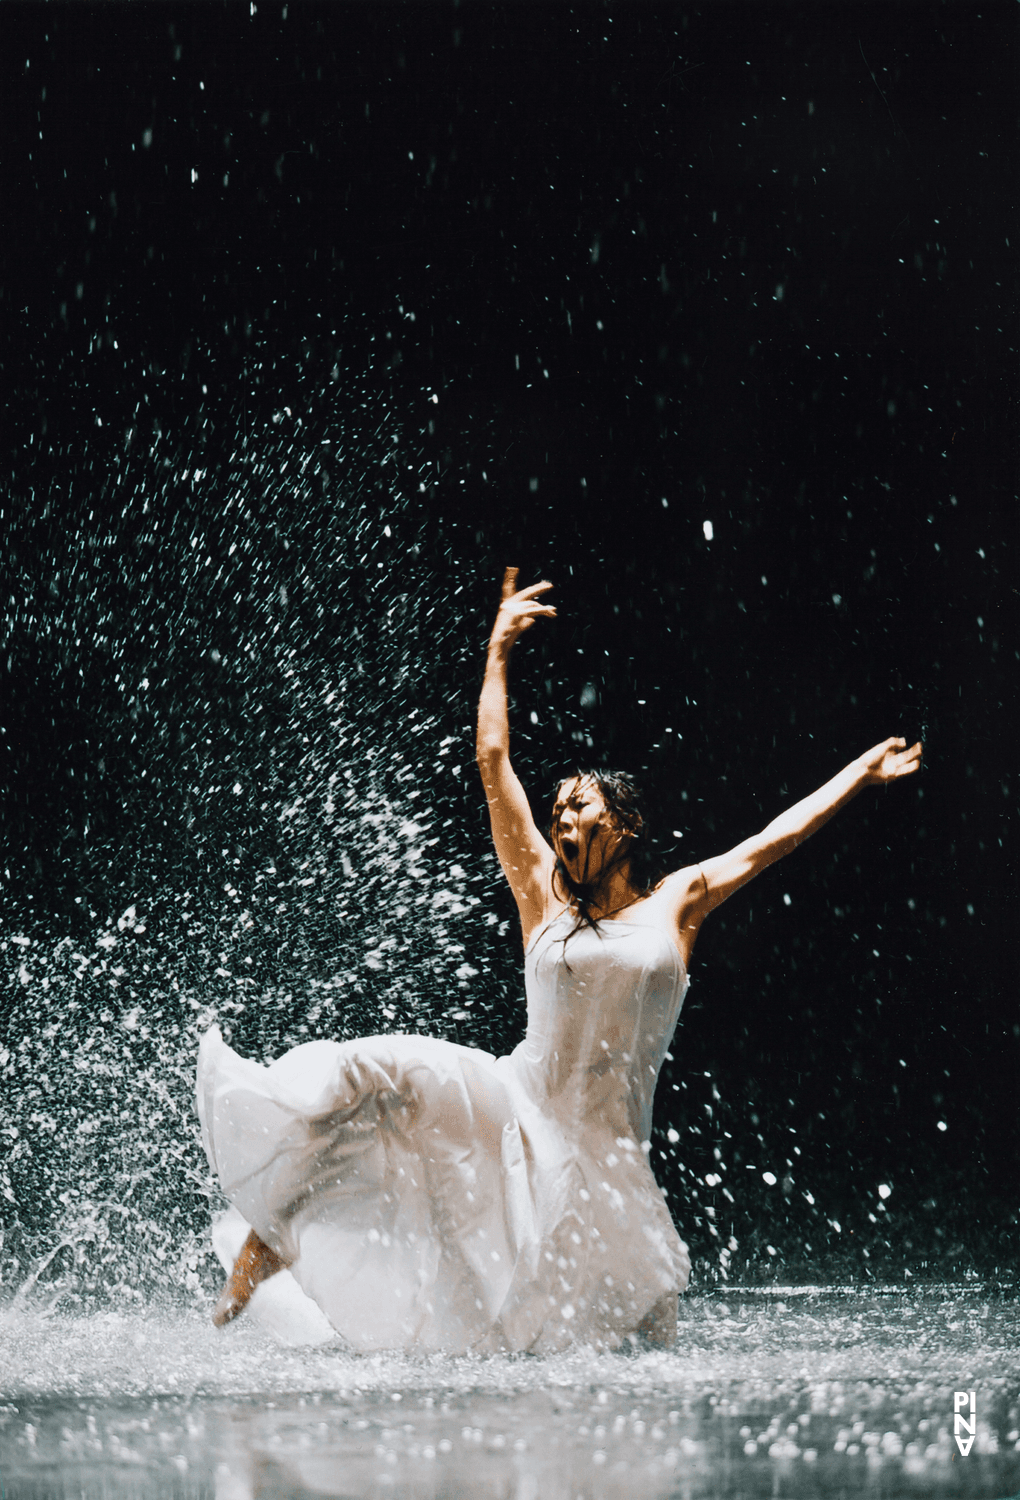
xmin=196 ymin=912 xmax=691 ymax=1353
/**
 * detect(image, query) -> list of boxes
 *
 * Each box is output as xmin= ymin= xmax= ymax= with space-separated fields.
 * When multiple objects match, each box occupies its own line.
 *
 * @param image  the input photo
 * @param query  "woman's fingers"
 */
xmin=510 ymin=602 xmax=558 ymax=631
xmin=862 ymin=737 xmax=923 ymax=782
xmin=492 ymin=570 xmax=555 ymax=650
xmin=896 ymin=740 xmax=923 ymax=774
xmin=498 ymin=569 xmax=553 ymax=603
xmin=513 ymin=579 xmax=555 ymax=603
xmin=882 ymin=740 xmax=923 ymax=779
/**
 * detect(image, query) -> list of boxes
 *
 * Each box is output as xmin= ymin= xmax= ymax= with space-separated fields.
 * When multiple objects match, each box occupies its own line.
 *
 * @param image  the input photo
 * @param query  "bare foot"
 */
xmin=634 ymin=1290 xmax=679 ymax=1350
xmin=212 ymin=1229 xmax=290 ymax=1327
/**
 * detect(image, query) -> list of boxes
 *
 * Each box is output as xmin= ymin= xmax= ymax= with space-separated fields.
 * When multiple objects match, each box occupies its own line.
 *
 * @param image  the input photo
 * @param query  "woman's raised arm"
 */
xmin=676 ymin=737 xmax=922 ymax=924
xmin=476 ymin=568 xmax=558 ymax=943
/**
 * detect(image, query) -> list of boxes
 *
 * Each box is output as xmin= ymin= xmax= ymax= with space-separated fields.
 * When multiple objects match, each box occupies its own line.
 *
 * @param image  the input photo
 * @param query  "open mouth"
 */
xmin=560 ymin=839 xmax=579 ymax=862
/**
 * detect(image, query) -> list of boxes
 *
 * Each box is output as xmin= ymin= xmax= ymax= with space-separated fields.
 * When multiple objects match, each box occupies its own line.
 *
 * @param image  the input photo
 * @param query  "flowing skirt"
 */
xmin=197 ymin=1026 xmax=689 ymax=1353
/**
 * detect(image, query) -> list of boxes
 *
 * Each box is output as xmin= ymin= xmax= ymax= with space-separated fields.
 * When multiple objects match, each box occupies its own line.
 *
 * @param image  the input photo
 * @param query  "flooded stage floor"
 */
xmin=1 ymin=1286 xmax=1018 ymax=1498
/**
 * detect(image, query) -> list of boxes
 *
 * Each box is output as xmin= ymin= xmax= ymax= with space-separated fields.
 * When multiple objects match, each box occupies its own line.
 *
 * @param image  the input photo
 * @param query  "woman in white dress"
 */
xmin=197 ymin=568 xmax=921 ymax=1351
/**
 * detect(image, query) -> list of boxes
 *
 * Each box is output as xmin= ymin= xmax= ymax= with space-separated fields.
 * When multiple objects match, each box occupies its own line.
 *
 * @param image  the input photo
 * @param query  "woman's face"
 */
xmin=551 ymin=775 xmax=629 ymax=884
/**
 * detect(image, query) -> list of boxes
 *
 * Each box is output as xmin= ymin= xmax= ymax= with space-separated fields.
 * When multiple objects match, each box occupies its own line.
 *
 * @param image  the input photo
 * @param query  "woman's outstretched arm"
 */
xmin=680 ymin=737 xmax=922 ymax=921
xmin=476 ymin=568 xmax=558 ymax=943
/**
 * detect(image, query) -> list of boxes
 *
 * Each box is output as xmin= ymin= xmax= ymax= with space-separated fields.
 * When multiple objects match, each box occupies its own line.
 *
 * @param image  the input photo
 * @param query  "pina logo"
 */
xmin=954 ymin=1390 xmax=976 ymax=1456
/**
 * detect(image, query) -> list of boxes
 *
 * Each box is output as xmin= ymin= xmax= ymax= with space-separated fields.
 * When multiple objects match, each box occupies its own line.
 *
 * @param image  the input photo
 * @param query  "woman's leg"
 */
xmin=635 ymin=1290 xmax=678 ymax=1349
xmin=212 ymin=1229 xmax=291 ymax=1327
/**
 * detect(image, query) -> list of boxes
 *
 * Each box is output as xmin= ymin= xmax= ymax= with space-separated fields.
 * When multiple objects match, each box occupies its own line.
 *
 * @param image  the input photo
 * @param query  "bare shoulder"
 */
xmin=650 ymin=865 xmax=710 ymax=967
xmin=519 ymin=882 xmax=569 ymax=953
xmin=654 ymin=864 xmax=708 ymax=915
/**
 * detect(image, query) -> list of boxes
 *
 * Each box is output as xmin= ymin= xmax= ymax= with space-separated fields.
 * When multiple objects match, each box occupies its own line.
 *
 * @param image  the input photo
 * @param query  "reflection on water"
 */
xmin=1 ymin=1287 xmax=1018 ymax=1497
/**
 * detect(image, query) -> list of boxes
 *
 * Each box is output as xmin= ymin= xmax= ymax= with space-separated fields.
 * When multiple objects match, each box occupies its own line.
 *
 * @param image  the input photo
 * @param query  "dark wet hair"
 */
xmin=548 ymin=768 xmax=662 ymax=935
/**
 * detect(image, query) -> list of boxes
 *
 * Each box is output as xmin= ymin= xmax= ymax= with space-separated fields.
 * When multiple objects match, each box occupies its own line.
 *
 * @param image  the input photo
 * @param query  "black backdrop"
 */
xmin=1 ymin=2 xmax=1016 ymax=1292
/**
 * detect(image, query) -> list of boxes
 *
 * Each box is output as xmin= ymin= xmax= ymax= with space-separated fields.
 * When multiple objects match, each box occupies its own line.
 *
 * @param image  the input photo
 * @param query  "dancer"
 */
xmin=197 ymin=569 xmax=921 ymax=1351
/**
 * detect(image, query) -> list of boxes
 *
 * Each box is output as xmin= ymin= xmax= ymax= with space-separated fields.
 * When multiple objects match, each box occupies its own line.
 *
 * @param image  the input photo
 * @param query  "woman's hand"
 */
xmin=487 ymin=567 xmax=556 ymax=655
xmin=858 ymin=736 xmax=923 ymax=784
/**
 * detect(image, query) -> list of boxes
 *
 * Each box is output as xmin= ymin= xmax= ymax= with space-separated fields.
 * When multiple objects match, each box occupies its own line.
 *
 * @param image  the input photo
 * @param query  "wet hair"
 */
xmin=549 ymin=768 xmax=661 ymax=935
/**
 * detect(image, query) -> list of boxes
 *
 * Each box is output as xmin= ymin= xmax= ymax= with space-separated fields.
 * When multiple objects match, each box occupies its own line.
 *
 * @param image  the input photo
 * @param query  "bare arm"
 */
xmin=698 ymin=736 xmax=922 ymax=912
xmin=666 ymin=737 xmax=922 ymax=938
xmin=476 ymin=569 xmax=558 ymax=943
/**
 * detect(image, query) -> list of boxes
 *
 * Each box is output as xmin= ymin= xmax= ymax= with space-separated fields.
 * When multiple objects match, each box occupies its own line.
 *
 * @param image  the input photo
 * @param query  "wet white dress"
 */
xmin=197 ymin=912 xmax=690 ymax=1353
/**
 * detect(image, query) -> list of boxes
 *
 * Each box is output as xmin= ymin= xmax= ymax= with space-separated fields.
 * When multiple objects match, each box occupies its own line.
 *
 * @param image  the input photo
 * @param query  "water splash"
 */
xmin=1 ymin=1290 xmax=1018 ymax=1497
xmin=2 ymin=348 xmax=508 ymax=1307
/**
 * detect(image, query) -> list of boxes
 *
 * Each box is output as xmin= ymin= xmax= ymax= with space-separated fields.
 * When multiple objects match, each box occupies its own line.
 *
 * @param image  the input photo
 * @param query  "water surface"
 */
xmin=2 ymin=1286 xmax=1017 ymax=1498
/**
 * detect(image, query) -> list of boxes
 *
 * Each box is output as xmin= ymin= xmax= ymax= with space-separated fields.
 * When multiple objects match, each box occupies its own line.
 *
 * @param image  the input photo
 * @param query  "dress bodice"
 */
xmin=513 ymin=911 xmax=688 ymax=1144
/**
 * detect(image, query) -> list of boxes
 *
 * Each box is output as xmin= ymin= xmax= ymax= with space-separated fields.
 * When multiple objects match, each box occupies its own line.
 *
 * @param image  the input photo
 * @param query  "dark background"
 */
xmin=1 ymin=2 xmax=1016 ymax=1297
